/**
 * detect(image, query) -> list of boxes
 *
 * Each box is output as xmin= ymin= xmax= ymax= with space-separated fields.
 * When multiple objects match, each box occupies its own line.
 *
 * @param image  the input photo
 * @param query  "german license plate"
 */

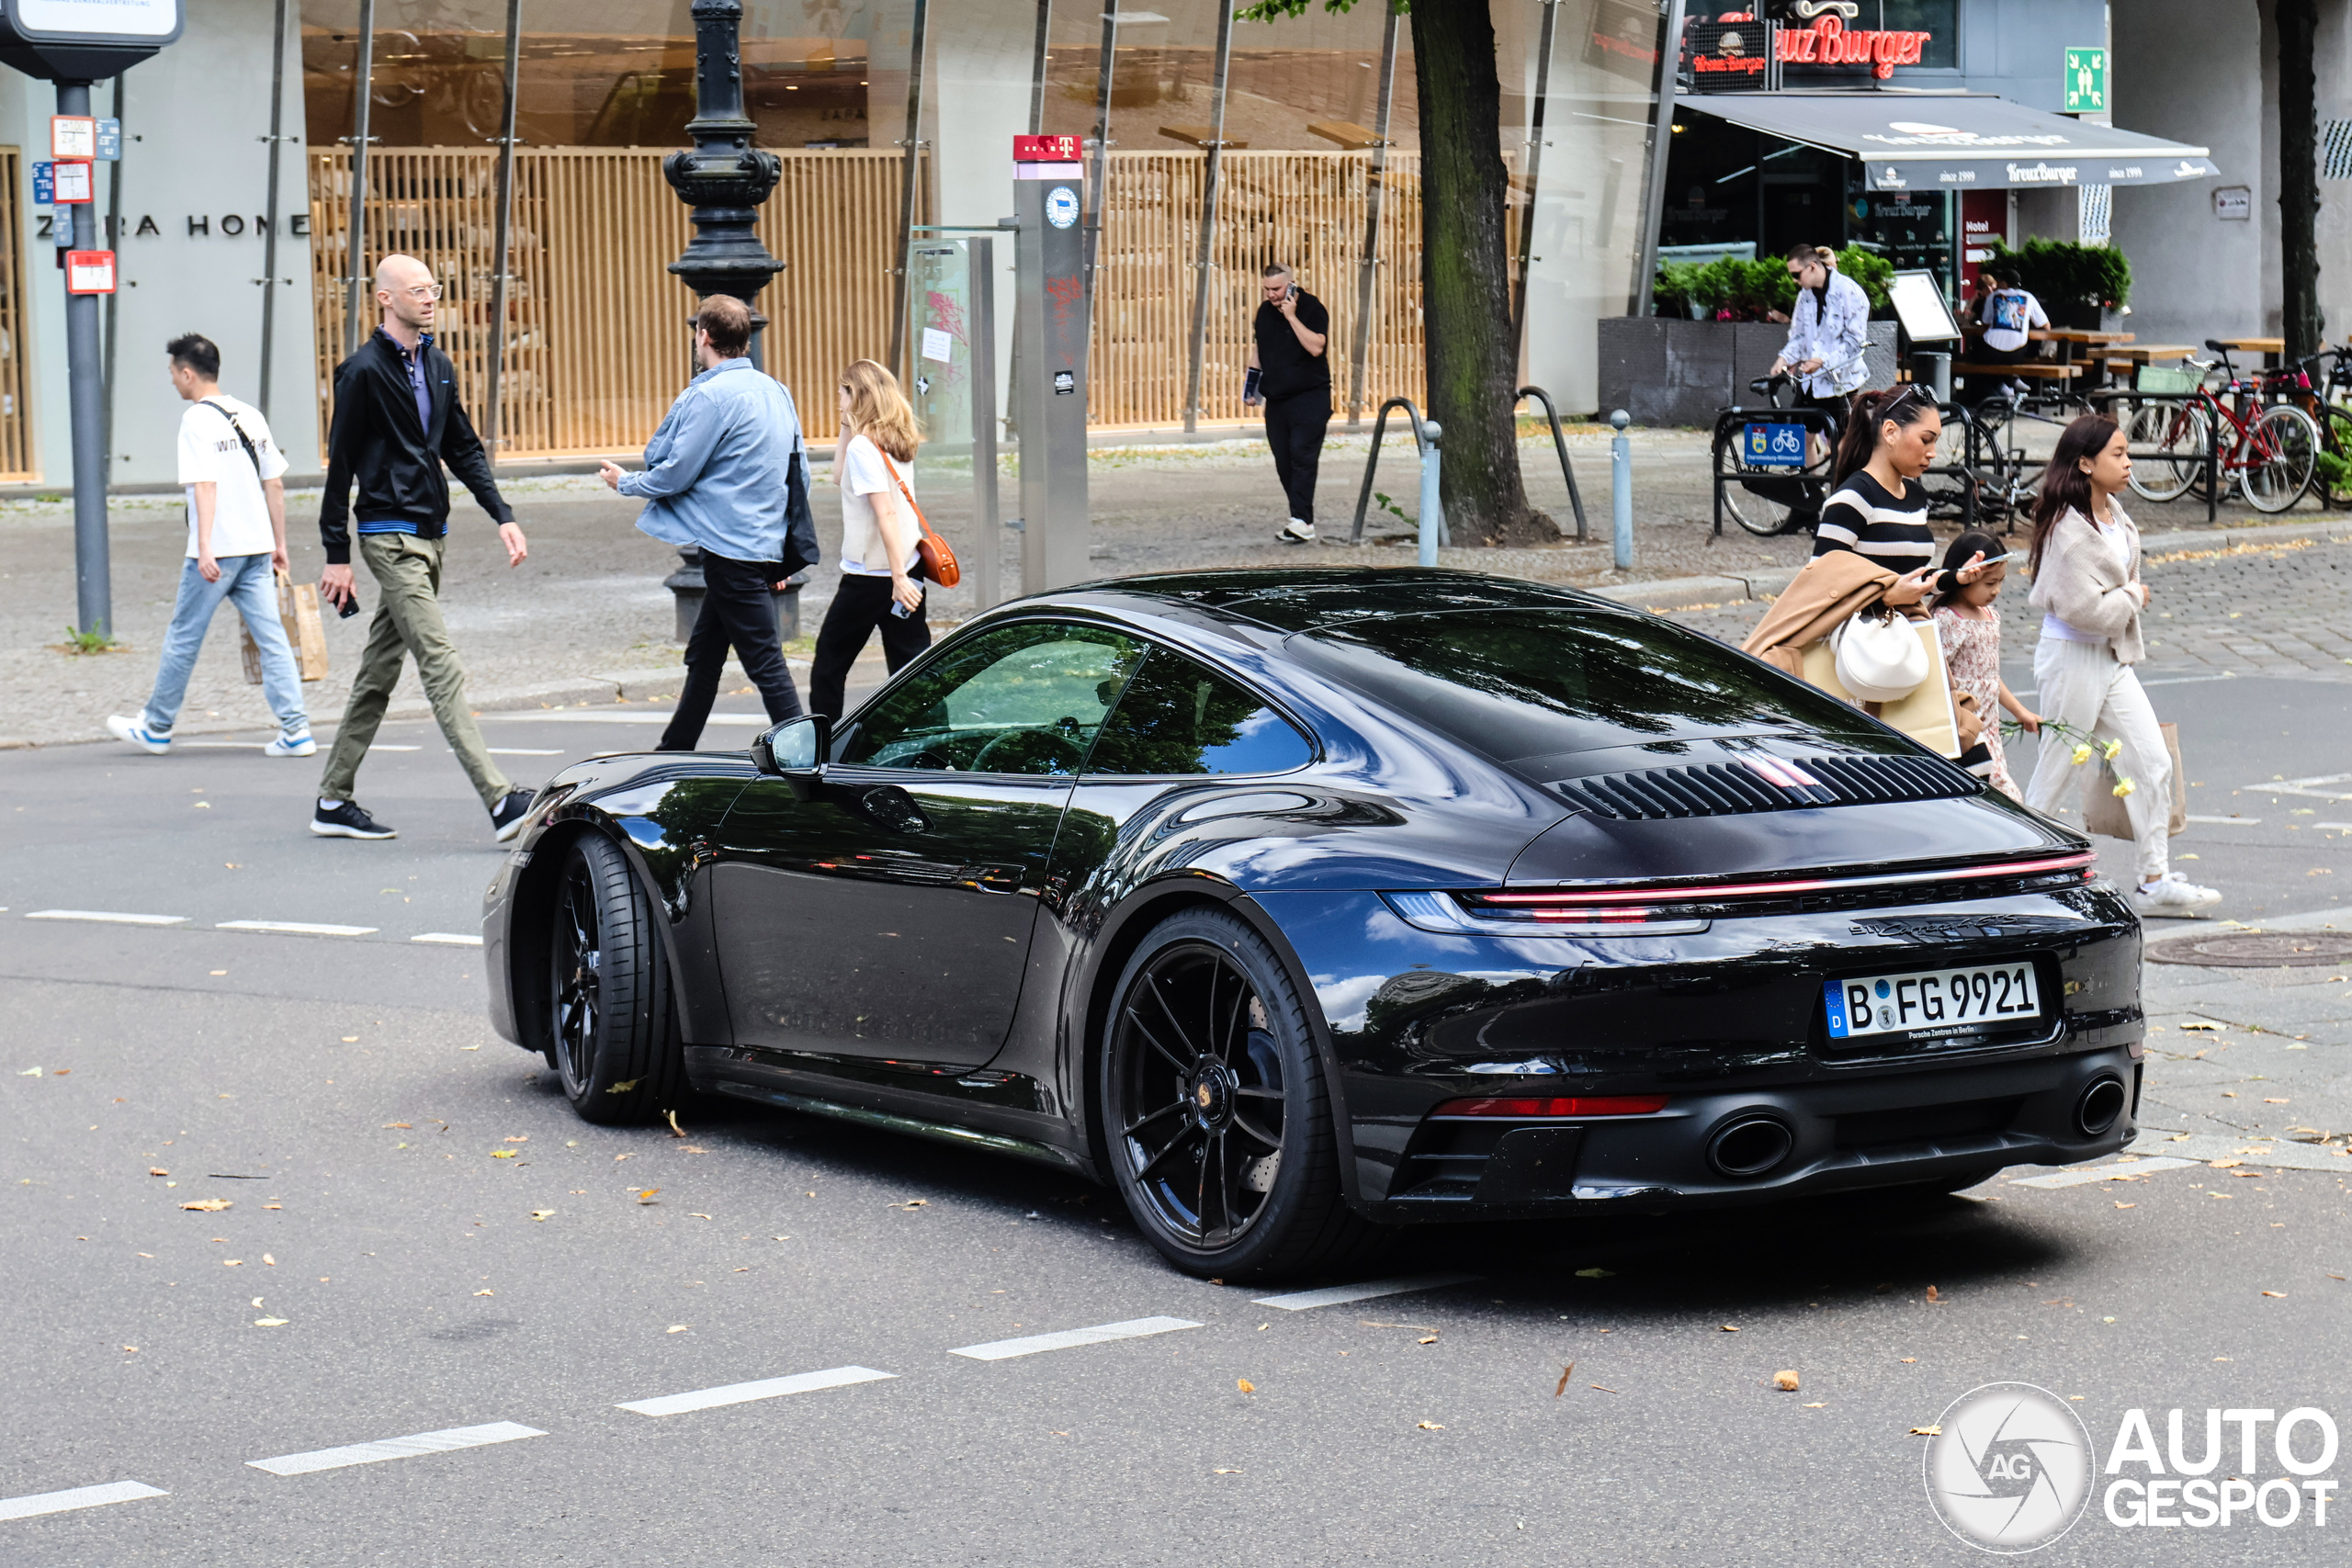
xmin=1824 ymin=964 xmax=2041 ymax=1039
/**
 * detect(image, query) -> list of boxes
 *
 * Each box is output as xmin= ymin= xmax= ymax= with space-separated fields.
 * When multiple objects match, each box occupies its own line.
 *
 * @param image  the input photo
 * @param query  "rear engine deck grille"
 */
xmin=1556 ymin=755 xmax=1977 ymax=821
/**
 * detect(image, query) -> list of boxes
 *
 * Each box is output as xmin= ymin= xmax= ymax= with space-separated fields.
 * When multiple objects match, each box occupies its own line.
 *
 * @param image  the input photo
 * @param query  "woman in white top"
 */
xmin=808 ymin=358 xmax=928 ymax=722
xmin=2021 ymin=413 xmax=2220 ymax=917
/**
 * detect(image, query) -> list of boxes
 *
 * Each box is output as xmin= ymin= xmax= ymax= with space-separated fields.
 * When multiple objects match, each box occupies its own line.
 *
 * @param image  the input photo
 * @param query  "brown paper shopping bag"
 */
xmin=240 ymin=570 xmax=330 ymax=684
xmin=2081 ymin=721 xmax=2188 ymax=839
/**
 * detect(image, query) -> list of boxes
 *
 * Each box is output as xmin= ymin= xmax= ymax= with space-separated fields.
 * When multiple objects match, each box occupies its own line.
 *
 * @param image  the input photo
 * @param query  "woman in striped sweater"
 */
xmin=1813 ymin=384 xmax=1988 ymax=606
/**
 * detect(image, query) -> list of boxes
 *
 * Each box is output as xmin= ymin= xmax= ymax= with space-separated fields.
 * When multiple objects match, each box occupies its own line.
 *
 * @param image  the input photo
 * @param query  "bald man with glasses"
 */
xmin=311 ymin=253 xmax=536 ymax=843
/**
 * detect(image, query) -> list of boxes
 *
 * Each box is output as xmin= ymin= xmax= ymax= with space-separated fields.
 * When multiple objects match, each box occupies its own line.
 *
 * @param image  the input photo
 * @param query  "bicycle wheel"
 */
xmin=2241 ymin=403 xmax=2320 ymax=513
xmin=2319 ymin=405 xmax=2352 ymax=510
xmin=1713 ymin=431 xmax=1803 ymax=536
xmin=1919 ymin=413 xmax=1976 ymax=524
xmin=2122 ymin=399 xmax=2207 ymax=503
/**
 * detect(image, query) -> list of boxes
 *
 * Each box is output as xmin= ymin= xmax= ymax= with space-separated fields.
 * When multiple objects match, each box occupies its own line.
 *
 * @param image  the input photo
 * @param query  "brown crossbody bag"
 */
xmin=876 ymin=448 xmax=959 ymax=588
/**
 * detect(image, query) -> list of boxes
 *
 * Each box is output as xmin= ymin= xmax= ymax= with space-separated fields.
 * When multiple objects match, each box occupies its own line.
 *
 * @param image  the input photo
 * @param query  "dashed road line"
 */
xmin=216 ymin=920 xmax=379 ymax=938
xmin=2009 ymin=1156 xmax=2200 ymax=1190
xmin=24 ymin=909 xmax=187 ymax=926
xmin=949 ymin=1316 xmax=1200 ymax=1361
xmin=479 ymin=748 xmax=565 ymax=756
xmin=618 ymin=1365 xmax=895 ymax=1417
xmin=1250 ymin=1272 xmax=1482 ymax=1311
xmin=0 ymin=1480 xmax=166 ymax=1523
xmin=412 ymin=932 xmax=484 ymax=946
xmin=247 ymin=1421 xmax=545 ymax=1477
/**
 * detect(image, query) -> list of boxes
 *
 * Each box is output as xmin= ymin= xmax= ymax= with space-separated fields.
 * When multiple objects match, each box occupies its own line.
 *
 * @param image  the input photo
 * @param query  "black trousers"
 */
xmin=809 ymin=572 xmax=933 ymax=722
xmin=1264 ymin=388 xmax=1331 ymax=525
xmin=659 ymin=551 xmax=804 ymax=751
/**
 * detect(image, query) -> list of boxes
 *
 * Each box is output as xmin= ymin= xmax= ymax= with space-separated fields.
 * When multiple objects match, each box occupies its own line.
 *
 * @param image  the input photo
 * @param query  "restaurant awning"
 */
xmin=1678 ymin=93 xmax=2219 ymax=192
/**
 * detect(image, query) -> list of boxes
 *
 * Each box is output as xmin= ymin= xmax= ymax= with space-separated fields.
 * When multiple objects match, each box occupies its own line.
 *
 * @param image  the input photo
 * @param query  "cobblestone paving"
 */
xmin=1666 ymin=534 xmax=2352 ymax=684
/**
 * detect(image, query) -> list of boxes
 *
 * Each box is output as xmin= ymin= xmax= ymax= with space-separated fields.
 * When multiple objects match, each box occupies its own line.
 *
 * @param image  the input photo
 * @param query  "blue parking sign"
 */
xmin=96 ymin=119 xmax=122 ymax=161
xmin=31 ymin=161 xmax=52 ymax=204
xmin=1744 ymin=421 xmax=1806 ymax=469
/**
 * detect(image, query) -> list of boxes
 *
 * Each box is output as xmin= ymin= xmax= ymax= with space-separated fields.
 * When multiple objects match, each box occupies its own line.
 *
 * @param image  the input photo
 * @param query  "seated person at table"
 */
xmin=1963 ymin=265 xmax=2049 ymax=403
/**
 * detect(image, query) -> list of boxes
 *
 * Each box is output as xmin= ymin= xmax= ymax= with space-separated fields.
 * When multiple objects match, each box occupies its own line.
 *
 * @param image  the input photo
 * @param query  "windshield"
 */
xmin=1286 ymin=608 xmax=1886 ymax=772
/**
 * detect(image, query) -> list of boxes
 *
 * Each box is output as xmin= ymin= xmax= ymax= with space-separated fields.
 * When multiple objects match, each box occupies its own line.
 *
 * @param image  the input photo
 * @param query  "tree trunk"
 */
xmin=1410 ymin=4 xmax=1544 ymax=546
xmin=2278 ymin=0 xmax=2324 ymax=362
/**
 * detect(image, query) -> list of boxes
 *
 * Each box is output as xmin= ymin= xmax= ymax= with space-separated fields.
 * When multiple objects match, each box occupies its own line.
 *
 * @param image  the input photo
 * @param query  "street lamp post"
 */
xmin=658 ymin=0 xmax=790 ymax=643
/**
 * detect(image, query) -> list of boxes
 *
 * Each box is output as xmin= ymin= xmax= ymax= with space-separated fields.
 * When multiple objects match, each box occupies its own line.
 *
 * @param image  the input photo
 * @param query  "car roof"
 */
xmin=1032 ymin=568 xmax=1622 ymax=638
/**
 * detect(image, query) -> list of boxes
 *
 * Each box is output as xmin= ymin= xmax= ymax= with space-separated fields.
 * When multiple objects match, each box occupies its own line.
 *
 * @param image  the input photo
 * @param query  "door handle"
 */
xmin=963 ymin=863 xmax=1023 ymax=894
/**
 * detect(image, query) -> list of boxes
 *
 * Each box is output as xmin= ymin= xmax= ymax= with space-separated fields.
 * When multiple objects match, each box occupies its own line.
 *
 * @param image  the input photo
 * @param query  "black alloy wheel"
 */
xmin=1102 ymin=908 xmax=1376 ymax=1280
xmin=548 ymin=833 xmax=687 ymax=1124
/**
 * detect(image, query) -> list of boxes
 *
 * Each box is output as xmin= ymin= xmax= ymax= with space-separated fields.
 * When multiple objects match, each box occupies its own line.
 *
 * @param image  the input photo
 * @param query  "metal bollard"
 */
xmin=1610 ymin=409 xmax=1634 ymax=573
xmin=1418 ymin=418 xmax=1443 ymax=568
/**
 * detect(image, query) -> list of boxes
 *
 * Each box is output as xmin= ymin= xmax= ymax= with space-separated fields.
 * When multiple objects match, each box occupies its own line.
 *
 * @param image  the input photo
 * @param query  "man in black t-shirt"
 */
xmin=1246 ymin=264 xmax=1331 ymax=544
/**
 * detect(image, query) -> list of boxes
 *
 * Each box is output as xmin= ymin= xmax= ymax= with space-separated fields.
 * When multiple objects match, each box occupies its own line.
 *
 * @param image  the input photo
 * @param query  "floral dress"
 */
xmin=1935 ymin=606 xmax=2017 ymax=798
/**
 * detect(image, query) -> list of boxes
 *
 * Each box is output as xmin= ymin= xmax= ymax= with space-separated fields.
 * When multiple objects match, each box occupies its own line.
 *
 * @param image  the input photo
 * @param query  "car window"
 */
xmin=1285 ymin=608 xmax=1887 ymax=773
xmin=835 ymin=621 xmax=1144 ymax=775
xmin=1085 ymin=649 xmax=1312 ymax=777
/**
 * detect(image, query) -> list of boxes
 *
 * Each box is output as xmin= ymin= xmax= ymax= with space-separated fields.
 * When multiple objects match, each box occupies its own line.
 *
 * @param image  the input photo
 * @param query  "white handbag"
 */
xmin=1830 ymin=607 xmax=1930 ymax=703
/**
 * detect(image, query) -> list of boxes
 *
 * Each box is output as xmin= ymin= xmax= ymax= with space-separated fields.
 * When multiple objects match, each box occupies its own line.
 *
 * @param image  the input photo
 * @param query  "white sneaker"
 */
xmin=106 ymin=713 xmax=170 ymax=754
xmin=1277 ymin=518 xmax=1317 ymax=545
xmin=2132 ymin=873 xmax=2222 ymax=918
xmin=264 ymin=729 xmax=317 ymax=758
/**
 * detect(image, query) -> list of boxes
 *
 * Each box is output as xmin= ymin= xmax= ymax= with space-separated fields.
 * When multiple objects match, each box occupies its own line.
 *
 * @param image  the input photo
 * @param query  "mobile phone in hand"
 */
xmin=337 ymin=591 xmax=361 ymax=619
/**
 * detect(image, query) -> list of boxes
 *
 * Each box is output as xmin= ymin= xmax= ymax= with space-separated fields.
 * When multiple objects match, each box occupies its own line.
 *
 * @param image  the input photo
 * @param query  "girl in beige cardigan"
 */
xmin=2022 ymin=415 xmax=2220 ymax=916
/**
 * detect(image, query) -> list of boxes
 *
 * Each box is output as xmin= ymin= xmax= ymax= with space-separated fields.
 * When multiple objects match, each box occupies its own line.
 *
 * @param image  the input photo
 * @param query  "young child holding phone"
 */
xmin=1931 ymin=529 xmax=2039 ymax=798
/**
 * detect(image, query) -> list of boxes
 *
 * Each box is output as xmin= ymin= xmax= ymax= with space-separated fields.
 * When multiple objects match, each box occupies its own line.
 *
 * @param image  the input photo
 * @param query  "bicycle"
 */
xmin=1711 ymin=373 xmax=1841 ymax=537
xmin=2120 ymin=342 xmax=2320 ymax=513
xmin=2258 ymin=342 xmax=2352 ymax=510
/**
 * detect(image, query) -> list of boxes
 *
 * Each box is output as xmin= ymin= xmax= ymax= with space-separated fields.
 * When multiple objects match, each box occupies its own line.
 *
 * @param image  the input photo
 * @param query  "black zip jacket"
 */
xmin=318 ymin=328 xmax=512 ymax=564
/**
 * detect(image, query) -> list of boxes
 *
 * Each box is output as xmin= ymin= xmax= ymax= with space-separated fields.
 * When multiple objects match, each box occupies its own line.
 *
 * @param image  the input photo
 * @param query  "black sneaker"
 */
xmin=490 ymin=786 xmax=539 ymax=843
xmin=311 ymin=799 xmax=397 ymax=840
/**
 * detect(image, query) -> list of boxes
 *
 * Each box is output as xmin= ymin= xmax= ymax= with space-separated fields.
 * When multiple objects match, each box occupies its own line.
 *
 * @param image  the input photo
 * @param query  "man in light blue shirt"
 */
xmin=599 ymin=295 xmax=808 ymax=750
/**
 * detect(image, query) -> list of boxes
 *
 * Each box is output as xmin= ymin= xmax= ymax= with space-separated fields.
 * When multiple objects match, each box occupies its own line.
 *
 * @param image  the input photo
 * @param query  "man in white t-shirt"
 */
xmin=106 ymin=333 xmax=312 ymax=757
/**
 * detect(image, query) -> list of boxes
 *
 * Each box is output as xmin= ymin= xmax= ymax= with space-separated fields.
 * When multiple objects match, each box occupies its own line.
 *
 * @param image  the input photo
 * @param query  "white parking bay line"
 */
xmin=217 ymin=920 xmax=379 ymax=937
xmin=2184 ymin=815 xmax=2262 ymax=825
xmin=949 ymin=1316 xmax=1201 ymax=1361
xmin=247 ymin=1421 xmax=545 ymax=1477
xmin=618 ymin=1365 xmax=895 ymax=1417
xmin=1250 ymin=1272 xmax=1482 ymax=1312
xmin=488 ymin=712 xmax=766 ymax=726
xmin=0 ymin=1480 xmax=166 ymax=1523
xmin=479 ymin=748 xmax=565 ymax=756
xmin=25 ymin=909 xmax=187 ymax=926
xmin=2008 ymin=1156 xmax=2199 ymax=1190
xmin=412 ymin=932 xmax=484 ymax=946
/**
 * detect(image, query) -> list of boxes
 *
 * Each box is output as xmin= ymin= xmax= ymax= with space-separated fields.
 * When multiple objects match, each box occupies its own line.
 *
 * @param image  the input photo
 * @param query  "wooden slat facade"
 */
xmin=0 ymin=148 xmax=35 ymax=479
xmin=307 ymin=148 xmax=1448 ymax=459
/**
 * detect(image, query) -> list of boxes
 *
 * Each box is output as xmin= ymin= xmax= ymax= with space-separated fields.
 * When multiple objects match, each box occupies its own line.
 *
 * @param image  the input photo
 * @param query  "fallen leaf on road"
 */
xmin=614 ymin=1153 xmax=632 ymax=1161
xmin=605 ymin=1079 xmax=639 ymax=1095
xmin=1720 ymin=1324 xmax=1740 ymax=1333
xmin=2178 ymin=1021 xmax=2222 ymax=1032
xmin=262 ymin=1254 xmax=275 ymax=1266
xmin=1589 ymin=1385 xmax=1619 ymax=1393
xmin=491 ymin=1149 xmax=518 ymax=1159
xmin=1416 ymin=1421 xmax=1443 ymax=1430
xmin=888 ymin=1199 xmax=929 ymax=1210
xmin=1237 ymin=1379 xmax=1255 ymax=1393
xmin=52 ymin=1068 xmax=69 ymax=1075
xmin=689 ymin=1213 xmax=713 ymax=1220
xmin=382 ymin=1122 xmax=411 ymax=1130
xmin=1911 ymin=1426 xmax=1942 ymax=1437
xmin=341 ymin=1036 xmax=358 ymax=1043
xmin=1900 ymin=1358 xmax=1917 ymax=1364
xmin=503 ymin=1134 xmax=529 ymax=1144
xmin=180 ymin=1199 xmax=231 ymax=1212
xmin=667 ymin=1325 xmax=689 ymax=1334
xmin=530 ymin=1210 xmax=556 ymax=1222
xmin=666 ymin=1109 xmax=685 ymax=1137
xmin=1926 ymin=1286 xmax=1942 ymax=1303
xmin=1575 ymin=1268 xmax=1615 ymax=1279
xmin=1419 ymin=1335 xmax=1439 ymax=1345
xmin=1555 ymin=1363 xmax=1575 ymax=1397
xmin=1774 ymin=1371 xmax=1801 ymax=1391
xmin=222 ymin=1259 xmax=242 ymax=1267
xmin=637 ymin=1189 xmax=661 ymax=1204
xmin=2115 ymin=1201 xmax=2137 ymax=1209
xmin=1212 ymin=1468 xmax=1241 ymax=1474
xmin=123 ymin=1347 xmax=137 ymax=1353
xmin=474 ymin=1290 xmax=494 ymax=1296
xmin=2210 ymin=1157 xmax=2243 ymax=1168
xmin=254 ymin=1318 xmax=288 ymax=1327
xmin=149 ymin=1168 xmax=167 ymax=1176
xmin=2265 ymin=1098 xmax=2290 ymax=1104
xmin=2262 ymin=1291 xmax=2287 ymax=1298
xmin=17 ymin=1066 xmax=40 ymax=1075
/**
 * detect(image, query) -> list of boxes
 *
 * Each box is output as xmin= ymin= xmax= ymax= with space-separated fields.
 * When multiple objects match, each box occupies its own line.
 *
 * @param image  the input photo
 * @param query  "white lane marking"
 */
xmin=25 ymin=909 xmax=187 ymax=926
xmin=2320 ymin=822 xmax=2352 ymax=833
xmin=618 ymin=1364 xmax=895 ymax=1416
xmin=216 ymin=920 xmax=379 ymax=937
xmin=2008 ymin=1156 xmax=2199 ymax=1190
xmin=949 ymin=1316 xmax=1200 ymax=1361
xmin=2245 ymin=772 xmax=2352 ymax=802
xmin=486 ymin=712 xmax=767 ymax=727
xmin=472 ymin=748 xmax=566 ymax=756
xmin=2184 ymin=815 xmax=2261 ymax=825
xmin=412 ymin=932 xmax=485 ymax=946
xmin=0 ymin=1480 xmax=167 ymax=1523
xmin=1250 ymin=1272 xmax=1483 ymax=1311
xmin=247 ymin=1420 xmax=545 ymax=1477
xmin=371 ymin=744 xmax=424 ymax=750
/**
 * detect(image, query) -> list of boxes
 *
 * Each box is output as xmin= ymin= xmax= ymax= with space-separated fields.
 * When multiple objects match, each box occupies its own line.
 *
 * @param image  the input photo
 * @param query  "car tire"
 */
xmin=548 ymin=832 xmax=687 ymax=1125
xmin=1100 ymin=907 xmax=1381 ymax=1281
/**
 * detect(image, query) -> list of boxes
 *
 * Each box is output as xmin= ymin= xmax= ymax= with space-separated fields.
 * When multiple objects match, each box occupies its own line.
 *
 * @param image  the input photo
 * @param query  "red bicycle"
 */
xmin=2123 ymin=341 xmax=2320 ymax=513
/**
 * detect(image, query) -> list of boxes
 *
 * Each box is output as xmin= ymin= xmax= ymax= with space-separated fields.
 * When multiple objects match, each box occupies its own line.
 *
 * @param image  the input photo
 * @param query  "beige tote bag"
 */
xmin=240 ymin=569 xmax=330 ymax=684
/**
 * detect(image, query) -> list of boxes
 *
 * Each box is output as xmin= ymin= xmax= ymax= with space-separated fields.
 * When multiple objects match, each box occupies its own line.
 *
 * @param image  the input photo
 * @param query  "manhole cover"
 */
xmin=2145 ymin=932 xmax=2352 ymax=967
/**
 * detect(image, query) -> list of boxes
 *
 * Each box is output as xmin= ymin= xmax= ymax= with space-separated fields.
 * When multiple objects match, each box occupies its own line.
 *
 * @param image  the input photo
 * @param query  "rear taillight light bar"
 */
xmin=1467 ymin=852 xmax=2098 ymax=909
xmin=1431 ymin=1095 xmax=1668 ymax=1118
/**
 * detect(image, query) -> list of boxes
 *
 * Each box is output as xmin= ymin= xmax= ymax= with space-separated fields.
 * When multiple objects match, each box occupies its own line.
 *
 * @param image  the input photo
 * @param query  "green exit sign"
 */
xmin=2064 ymin=46 xmax=2107 ymax=114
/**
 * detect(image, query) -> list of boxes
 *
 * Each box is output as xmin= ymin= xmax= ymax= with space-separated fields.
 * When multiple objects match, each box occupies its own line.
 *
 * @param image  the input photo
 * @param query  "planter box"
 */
xmin=1597 ymin=317 xmax=1899 ymax=426
xmin=2045 ymin=301 xmax=2127 ymax=333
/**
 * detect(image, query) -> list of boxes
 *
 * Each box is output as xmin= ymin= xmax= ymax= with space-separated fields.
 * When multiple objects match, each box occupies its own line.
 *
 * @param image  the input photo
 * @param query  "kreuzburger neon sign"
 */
xmin=1779 ymin=15 xmax=1930 ymax=79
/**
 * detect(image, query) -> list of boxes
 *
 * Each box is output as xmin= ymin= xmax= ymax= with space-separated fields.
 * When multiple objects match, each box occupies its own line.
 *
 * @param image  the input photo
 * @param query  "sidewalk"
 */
xmin=6 ymin=431 xmax=2348 ymax=749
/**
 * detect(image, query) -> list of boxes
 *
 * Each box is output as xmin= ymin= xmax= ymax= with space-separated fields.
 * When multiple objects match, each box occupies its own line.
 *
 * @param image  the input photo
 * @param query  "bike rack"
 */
xmin=1349 ymin=397 xmax=1449 ymax=547
xmin=1709 ymin=395 xmax=1838 ymax=536
xmin=2090 ymin=387 xmax=2222 ymax=525
xmin=1515 ymin=385 xmax=1588 ymax=541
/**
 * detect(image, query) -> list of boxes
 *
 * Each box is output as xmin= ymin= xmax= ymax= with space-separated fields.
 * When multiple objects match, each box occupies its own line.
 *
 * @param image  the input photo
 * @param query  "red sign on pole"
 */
xmin=65 ymin=250 xmax=117 ymax=294
xmin=51 ymin=159 xmax=93 ymax=204
xmin=1013 ymin=134 xmax=1080 ymax=163
xmin=50 ymin=114 xmax=96 ymax=159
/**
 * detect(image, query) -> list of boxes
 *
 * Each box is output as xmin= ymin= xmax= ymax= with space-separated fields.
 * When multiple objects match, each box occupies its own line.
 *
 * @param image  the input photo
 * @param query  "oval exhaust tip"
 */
xmin=1708 ymin=1115 xmax=1794 ymax=1179
xmin=2075 ymin=1077 xmax=2128 ymax=1137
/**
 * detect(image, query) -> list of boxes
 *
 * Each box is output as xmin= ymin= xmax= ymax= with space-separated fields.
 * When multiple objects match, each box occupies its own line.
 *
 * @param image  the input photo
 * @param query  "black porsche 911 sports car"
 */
xmin=483 ymin=570 xmax=2142 ymax=1279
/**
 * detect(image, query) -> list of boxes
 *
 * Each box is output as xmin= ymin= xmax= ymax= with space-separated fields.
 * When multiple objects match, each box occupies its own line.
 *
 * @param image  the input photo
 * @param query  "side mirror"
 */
xmin=752 ymin=713 xmax=830 ymax=798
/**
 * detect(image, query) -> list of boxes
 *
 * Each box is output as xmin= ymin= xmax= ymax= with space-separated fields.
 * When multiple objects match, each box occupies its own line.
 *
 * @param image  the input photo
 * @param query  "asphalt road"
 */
xmin=5 ymin=695 xmax=2348 ymax=1565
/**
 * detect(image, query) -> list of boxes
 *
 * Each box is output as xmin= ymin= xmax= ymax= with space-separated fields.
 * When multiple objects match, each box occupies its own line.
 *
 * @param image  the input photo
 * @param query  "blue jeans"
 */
xmin=143 ymin=553 xmax=309 ymax=737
